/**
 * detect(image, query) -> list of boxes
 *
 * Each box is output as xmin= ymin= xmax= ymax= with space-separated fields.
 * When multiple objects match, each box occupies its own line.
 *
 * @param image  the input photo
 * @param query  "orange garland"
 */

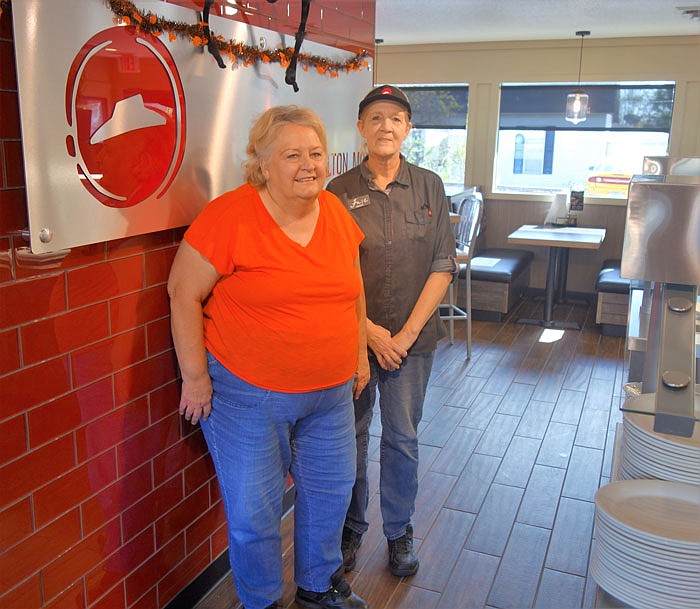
xmin=105 ymin=0 xmax=370 ymax=76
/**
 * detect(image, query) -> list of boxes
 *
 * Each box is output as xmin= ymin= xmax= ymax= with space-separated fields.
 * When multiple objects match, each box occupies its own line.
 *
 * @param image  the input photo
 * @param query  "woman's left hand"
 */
xmin=353 ymin=353 xmax=370 ymax=399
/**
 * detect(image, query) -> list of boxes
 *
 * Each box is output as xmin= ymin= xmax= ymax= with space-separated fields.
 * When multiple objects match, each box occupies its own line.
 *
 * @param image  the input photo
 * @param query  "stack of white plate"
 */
xmin=618 ymin=412 xmax=700 ymax=485
xmin=591 ymin=479 xmax=700 ymax=609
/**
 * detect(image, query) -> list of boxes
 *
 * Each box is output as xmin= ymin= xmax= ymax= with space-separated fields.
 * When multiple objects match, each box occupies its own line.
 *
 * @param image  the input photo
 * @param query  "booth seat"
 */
xmin=454 ymin=248 xmax=534 ymax=320
xmin=595 ymin=258 xmax=631 ymax=335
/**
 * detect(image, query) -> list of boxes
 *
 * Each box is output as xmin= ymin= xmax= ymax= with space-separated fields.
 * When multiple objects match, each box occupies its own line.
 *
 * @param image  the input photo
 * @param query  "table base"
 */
xmin=507 ymin=224 xmax=606 ymax=333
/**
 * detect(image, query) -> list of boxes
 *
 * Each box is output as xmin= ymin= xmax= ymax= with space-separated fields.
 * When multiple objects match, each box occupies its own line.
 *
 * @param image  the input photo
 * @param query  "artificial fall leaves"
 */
xmin=106 ymin=0 xmax=370 ymax=76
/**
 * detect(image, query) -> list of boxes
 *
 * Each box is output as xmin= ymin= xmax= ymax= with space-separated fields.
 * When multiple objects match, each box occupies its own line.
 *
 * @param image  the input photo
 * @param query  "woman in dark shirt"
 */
xmin=327 ymin=85 xmax=456 ymax=577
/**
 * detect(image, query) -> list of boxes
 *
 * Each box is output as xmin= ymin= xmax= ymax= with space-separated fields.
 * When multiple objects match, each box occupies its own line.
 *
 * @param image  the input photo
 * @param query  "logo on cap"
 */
xmin=65 ymin=26 xmax=186 ymax=208
xmin=381 ymin=86 xmax=394 ymax=95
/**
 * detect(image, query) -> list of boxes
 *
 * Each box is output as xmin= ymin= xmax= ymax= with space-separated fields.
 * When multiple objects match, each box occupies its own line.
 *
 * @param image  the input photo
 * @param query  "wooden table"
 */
xmin=507 ymin=224 xmax=607 ymax=329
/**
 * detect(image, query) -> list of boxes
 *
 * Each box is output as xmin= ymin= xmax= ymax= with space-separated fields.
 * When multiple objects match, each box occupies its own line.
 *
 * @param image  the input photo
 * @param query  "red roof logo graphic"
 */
xmin=65 ymin=26 xmax=186 ymax=208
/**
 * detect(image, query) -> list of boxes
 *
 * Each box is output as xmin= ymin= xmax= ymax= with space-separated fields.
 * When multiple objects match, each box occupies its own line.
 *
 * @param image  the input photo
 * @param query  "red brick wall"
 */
xmin=0 ymin=2 xmax=374 ymax=608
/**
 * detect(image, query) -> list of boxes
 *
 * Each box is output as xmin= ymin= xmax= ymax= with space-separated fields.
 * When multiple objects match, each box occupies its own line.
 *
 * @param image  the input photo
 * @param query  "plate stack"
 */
xmin=618 ymin=412 xmax=700 ymax=484
xmin=591 ymin=479 xmax=700 ymax=609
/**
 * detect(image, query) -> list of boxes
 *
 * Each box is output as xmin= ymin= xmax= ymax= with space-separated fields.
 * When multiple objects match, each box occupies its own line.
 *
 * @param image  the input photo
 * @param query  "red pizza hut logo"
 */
xmin=65 ymin=26 xmax=186 ymax=208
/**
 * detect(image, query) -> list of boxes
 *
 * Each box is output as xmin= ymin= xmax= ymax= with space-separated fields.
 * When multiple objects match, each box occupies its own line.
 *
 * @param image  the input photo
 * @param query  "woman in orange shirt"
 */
xmin=167 ymin=106 xmax=369 ymax=609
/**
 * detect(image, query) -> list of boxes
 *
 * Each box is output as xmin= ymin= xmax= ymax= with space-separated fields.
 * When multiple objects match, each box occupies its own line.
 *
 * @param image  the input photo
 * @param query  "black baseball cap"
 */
xmin=358 ymin=84 xmax=412 ymax=118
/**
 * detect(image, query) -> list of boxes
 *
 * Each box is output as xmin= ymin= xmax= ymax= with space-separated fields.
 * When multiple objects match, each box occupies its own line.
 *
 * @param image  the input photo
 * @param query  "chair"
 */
xmin=440 ymin=192 xmax=483 ymax=359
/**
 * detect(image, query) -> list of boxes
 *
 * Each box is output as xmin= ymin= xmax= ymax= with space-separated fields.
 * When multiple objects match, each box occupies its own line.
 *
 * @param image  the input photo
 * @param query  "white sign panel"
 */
xmin=12 ymin=0 xmax=371 ymax=253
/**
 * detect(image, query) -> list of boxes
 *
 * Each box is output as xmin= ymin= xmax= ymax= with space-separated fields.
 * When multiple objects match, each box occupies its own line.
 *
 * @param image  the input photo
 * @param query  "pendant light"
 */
xmin=372 ymin=38 xmax=383 ymax=86
xmin=565 ymin=30 xmax=590 ymax=125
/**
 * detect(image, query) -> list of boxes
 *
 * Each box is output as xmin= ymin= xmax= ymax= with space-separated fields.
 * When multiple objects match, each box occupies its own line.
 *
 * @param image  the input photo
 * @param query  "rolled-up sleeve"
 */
xmin=429 ymin=186 xmax=458 ymax=276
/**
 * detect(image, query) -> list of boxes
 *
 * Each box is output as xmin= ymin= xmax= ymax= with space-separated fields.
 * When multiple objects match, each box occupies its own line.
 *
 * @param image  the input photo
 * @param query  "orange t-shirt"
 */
xmin=184 ymin=183 xmax=364 ymax=392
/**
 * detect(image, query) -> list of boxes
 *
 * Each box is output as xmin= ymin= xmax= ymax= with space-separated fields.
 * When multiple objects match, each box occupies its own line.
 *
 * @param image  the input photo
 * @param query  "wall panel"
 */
xmin=0 ymin=1 xmax=375 ymax=607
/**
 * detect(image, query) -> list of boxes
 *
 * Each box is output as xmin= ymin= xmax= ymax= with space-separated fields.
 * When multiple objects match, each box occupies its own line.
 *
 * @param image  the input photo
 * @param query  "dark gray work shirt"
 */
xmin=327 ymin=156 xmax=456 ymax=354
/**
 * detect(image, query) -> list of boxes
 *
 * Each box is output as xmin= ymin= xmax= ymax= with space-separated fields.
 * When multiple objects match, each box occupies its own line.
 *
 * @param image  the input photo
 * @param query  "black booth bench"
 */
xmin=454 ymin=248 xmax=534 ymax=320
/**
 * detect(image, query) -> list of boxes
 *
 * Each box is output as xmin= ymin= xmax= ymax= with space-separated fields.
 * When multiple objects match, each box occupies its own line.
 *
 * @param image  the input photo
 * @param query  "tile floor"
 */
xmin=195 ymin=298 xmax=634 ymax=609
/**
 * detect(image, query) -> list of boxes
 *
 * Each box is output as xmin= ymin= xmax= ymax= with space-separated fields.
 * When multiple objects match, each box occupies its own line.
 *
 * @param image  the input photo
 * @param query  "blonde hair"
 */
xmin=243 ymin=105 xmax=328 ymax=188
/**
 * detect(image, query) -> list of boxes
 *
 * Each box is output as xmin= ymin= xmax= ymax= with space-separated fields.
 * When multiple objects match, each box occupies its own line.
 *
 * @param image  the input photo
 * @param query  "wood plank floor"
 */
xmin=195 ymin=298 xmax=629 ymax=609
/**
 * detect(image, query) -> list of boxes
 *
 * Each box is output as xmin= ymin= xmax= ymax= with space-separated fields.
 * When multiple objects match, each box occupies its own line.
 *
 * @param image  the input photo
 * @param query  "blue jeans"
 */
xmin=346 ymin=352 xmax=434 ymax=540
xmin=201 ymin=353 xmax=356 ymax=609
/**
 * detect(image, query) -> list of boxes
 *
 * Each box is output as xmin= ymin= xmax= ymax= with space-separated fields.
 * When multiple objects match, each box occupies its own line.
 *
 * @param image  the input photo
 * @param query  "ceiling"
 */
xmin=375 ymin=0 xmax=700 ymax=46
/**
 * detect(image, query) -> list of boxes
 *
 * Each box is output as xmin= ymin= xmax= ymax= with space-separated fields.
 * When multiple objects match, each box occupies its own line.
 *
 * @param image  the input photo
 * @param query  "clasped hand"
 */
xmin=368 ymin=323 xmax=410 ymax=371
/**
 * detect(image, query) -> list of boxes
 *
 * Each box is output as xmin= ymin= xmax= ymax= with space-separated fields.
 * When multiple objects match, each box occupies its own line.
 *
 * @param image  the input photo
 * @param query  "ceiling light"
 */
xmin=565 ymin=30 xmax=590 ymax=125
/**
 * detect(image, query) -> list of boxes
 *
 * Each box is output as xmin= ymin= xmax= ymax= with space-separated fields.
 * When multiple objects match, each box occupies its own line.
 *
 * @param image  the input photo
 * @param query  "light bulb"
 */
xmin=572 ymin=95 xmax=582 ymax=113
xmin=565 ymin=92 xmax=589 ymax=124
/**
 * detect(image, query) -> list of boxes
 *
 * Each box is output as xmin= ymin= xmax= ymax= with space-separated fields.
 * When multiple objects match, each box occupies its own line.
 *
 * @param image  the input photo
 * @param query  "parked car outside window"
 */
xmin=585 ymin=161 xmax=637 ymax=196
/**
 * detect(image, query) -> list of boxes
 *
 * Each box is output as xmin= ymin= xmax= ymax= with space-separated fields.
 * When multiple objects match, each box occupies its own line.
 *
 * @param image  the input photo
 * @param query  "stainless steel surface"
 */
xmin=625 ymin=287 xmax=700 ymax=385
xmin=653 ymin=284 xmax=698 ymax=436
xmin=667 ymin=296 xmax=694 ymax=313
xmin=621 ymin=176 xmax=700 ymax=285
xmin=621 ymin=175 xmax=699 ymax=435
xmin=661 ymin=370 xmax=690 ymax=389
xmin=12 ymin=0 xmax=371 ymax=253
xmin=640 ymin=285 xmax=662 ymax=394
xmin=643 ymin=155 xmax=700 ymax=176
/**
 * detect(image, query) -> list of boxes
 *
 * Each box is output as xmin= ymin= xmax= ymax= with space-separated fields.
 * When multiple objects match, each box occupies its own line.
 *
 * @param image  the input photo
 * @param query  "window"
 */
xmin=399 ymin=86 xmax=469 ymax=195
xmin=494 ymin=83 xmax=674 ymax=197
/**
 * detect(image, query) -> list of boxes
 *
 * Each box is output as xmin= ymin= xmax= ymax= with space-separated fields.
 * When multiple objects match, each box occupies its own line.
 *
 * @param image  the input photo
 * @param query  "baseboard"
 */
xmin=599 ymin=323 xmax=627 ymax=337
xmin=165 ymin=484 xmax=297 ymax=609
xmin=167 ymin=551 xmax=232 ymax=609
xmin=471 ymin=309 xmax=504 ymax=322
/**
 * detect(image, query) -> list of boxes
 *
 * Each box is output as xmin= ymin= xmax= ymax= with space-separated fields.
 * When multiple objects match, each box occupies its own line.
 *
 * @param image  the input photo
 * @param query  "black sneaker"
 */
xmin=295 ymin=576 xmax=369 ymax=609
xmin=387 ymin=524 xmax=419 ymax=577
xmin=341 ymin=526 xmax=363 ymax=572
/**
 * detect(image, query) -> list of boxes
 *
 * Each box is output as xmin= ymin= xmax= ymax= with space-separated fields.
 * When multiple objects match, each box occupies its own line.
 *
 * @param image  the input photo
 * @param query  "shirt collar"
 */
xmin=360 ymin=154 xmax=410 ymax=189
